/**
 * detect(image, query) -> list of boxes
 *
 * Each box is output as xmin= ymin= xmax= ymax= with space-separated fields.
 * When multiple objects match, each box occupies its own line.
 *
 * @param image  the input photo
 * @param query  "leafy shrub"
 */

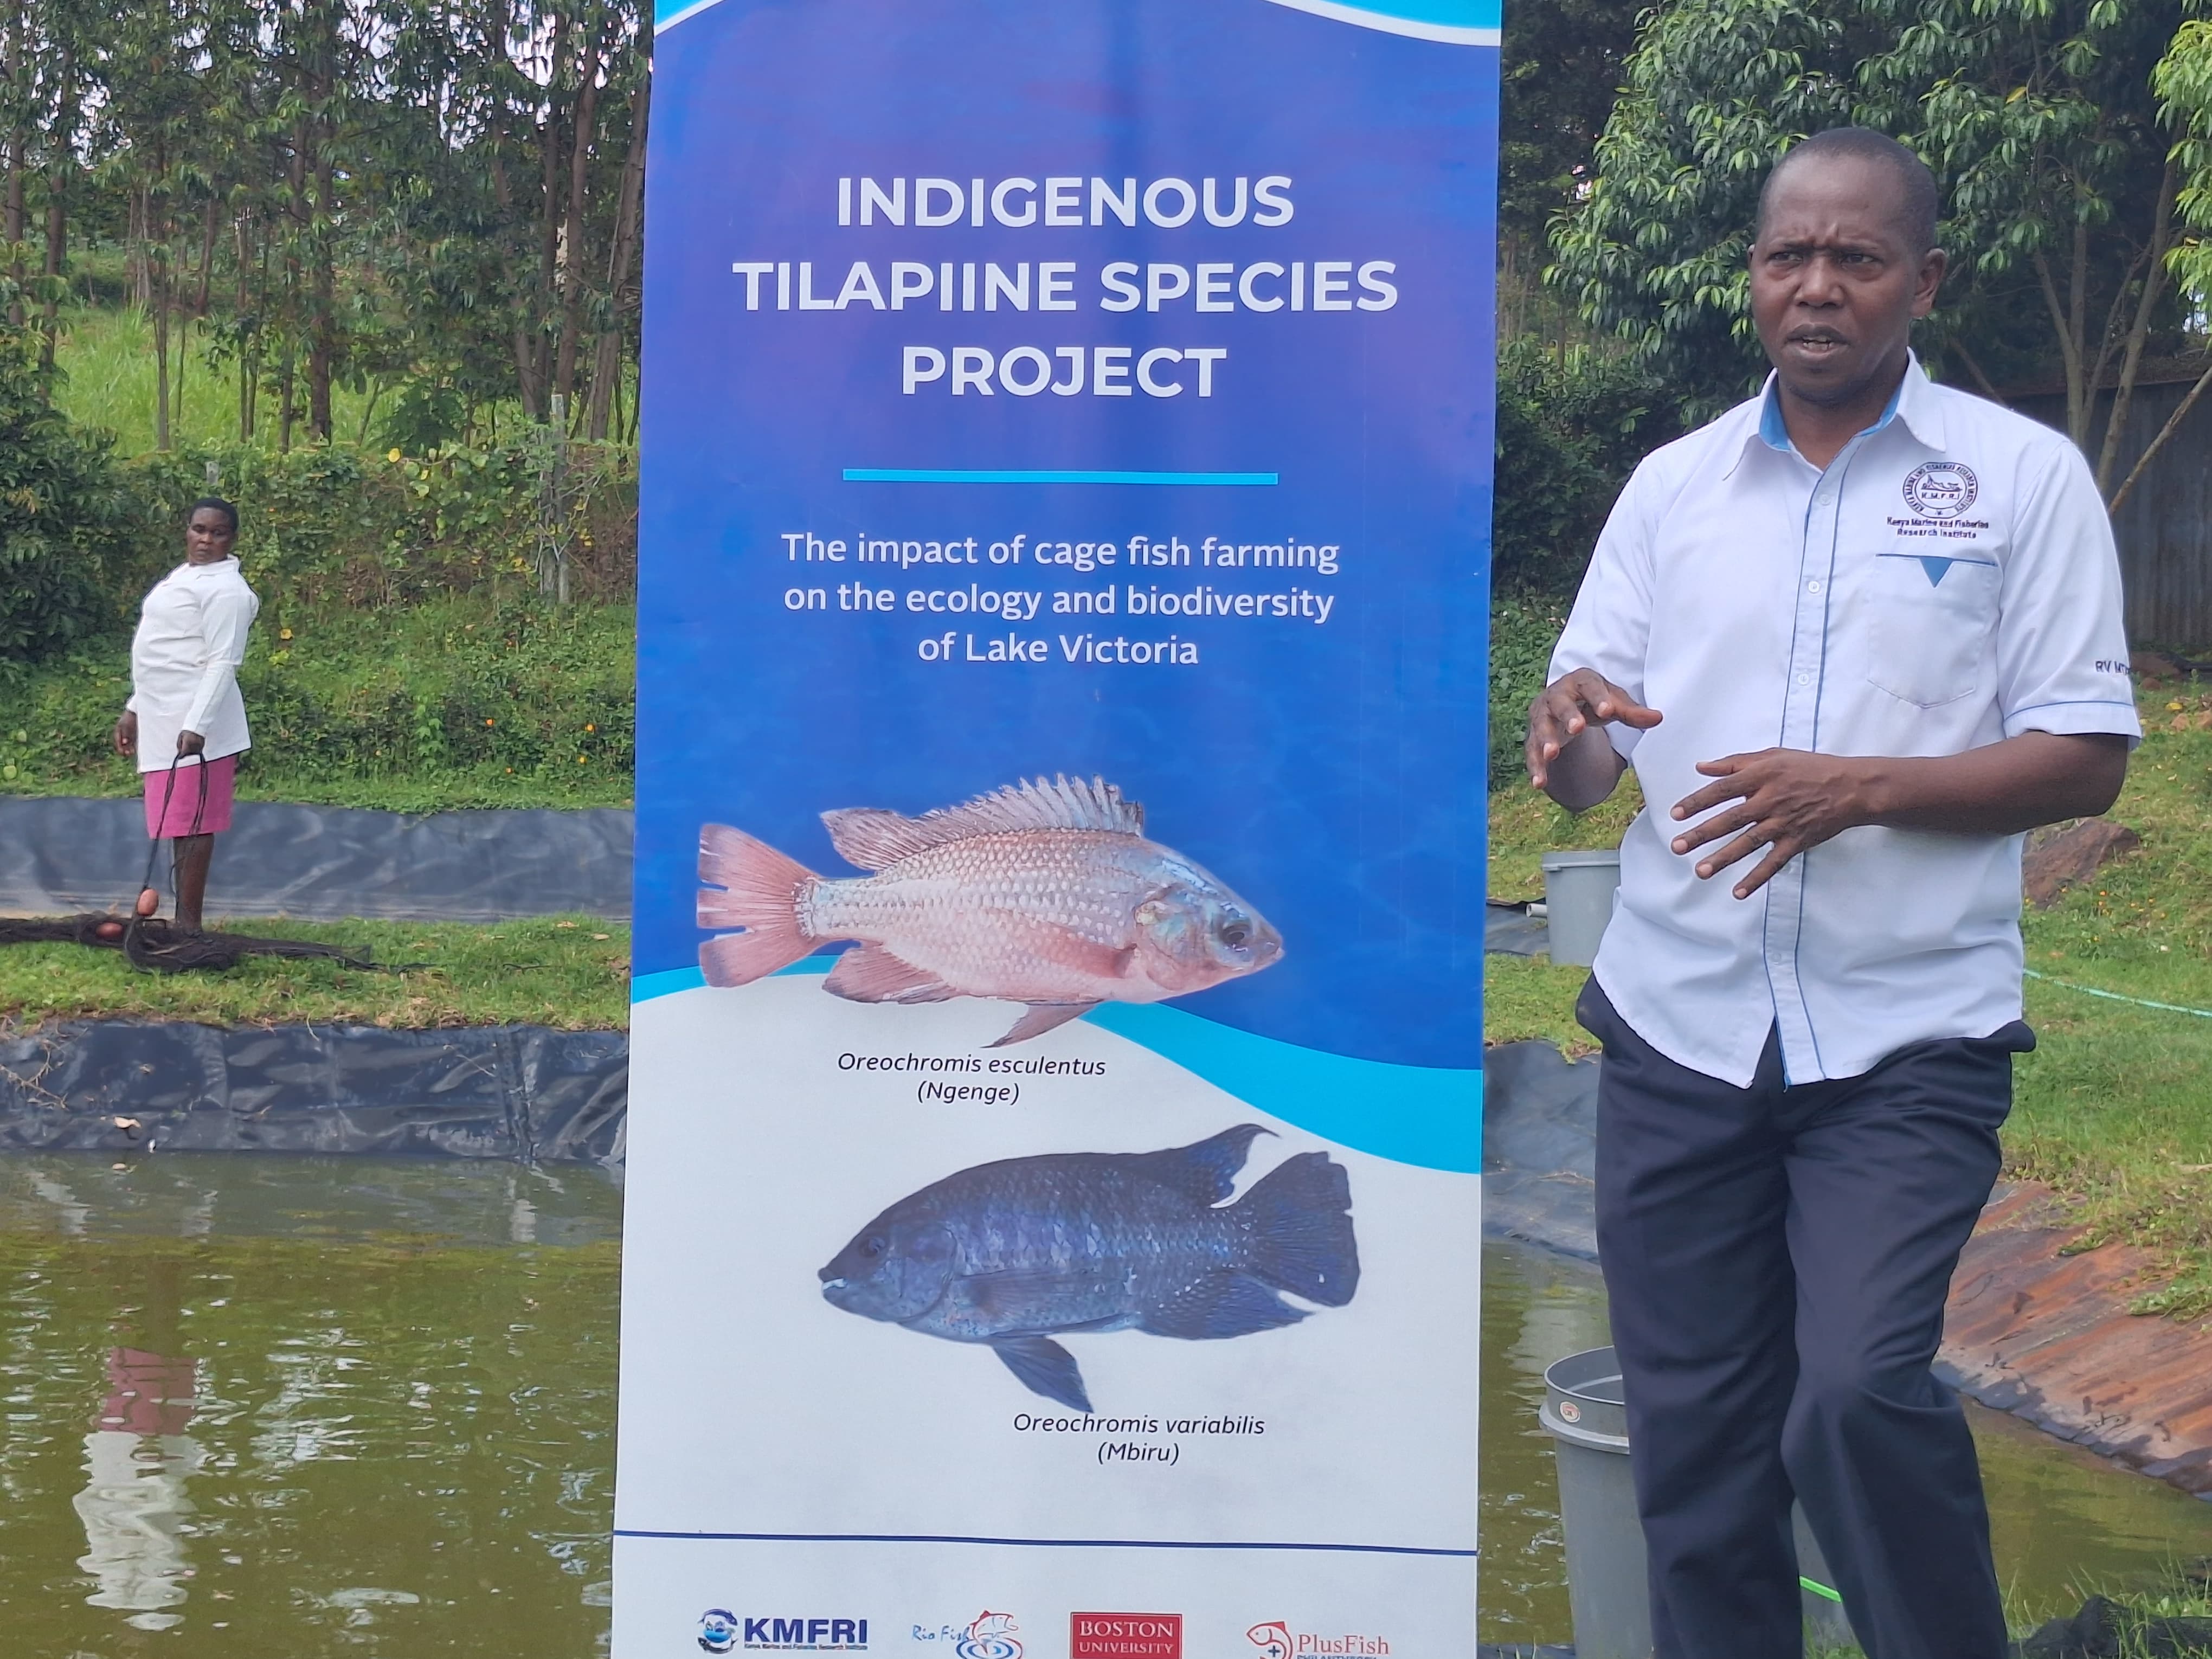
xmin=1 ymin=595 xmax=635 ymax=807
xmin=1489 ymin=588 xmax=1576 ymax=784
xmin=119 ymin=438 xmax=637 ymax=613
xmin=0 ymin=332 xmax=133 ymax=667
xmin=1493 ymin=336 xmax=1680 ymax=595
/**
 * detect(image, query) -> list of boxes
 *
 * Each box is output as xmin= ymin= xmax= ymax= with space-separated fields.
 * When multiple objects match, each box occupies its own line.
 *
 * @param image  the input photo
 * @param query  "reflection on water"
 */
xmin=5 ymin=1159 xmax=2206 ymax=1653
xmin=0 ymin=1154 xmax=620 ymax=1657
xmin=1477 ymin=1239 xmax=2212 ymax=1644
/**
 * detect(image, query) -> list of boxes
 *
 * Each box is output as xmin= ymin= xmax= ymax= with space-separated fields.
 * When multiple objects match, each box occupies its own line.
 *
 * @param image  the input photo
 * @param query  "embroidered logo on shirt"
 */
xmin=1902 ymin=461 xmax=1978 ymax=519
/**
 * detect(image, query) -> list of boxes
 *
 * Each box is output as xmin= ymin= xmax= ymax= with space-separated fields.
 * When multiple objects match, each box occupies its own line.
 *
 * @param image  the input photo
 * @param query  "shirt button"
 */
xmin=1796 ymin=672 xmax=1811 ymax=686
xmin=1807 ymin=580 xmax=1823 ymax=593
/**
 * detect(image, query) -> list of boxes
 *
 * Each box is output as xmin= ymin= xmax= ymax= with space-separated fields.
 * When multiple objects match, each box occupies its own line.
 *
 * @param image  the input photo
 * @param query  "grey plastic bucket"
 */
xmin=1539 ymin=1346 xmax=1855 ymax=1657
xmin=1540 ymin=850 xmax=1621 ymax=968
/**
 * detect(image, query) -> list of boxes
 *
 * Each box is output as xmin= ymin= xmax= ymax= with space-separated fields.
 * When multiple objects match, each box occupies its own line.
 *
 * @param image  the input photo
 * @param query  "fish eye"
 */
xmin=1218 ymin=917 xmax=1251 ymax=950
xmin=861 ymin=1234 xmax=887 ymax=1258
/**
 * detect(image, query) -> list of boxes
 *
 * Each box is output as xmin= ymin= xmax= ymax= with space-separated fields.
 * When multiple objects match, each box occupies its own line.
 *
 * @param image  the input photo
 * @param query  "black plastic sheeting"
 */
xmin=0 ymin=795 xmax=633 ymax=922
xmin=1482 ymin=1038 xmax=1600 ymax=1260
xmin=1484 ymin=901 xmax=1551 ymax=956
xmin=0 ymin=933 xmax=1579 ymax=1177
xmin=0 ymin=1020 xmax=627 ymax=1164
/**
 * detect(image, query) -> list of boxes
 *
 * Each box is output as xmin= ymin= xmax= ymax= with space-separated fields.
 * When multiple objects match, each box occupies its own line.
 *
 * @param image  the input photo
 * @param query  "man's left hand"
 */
xmin=1670 ymin=748 xmax=1870 ymax=899
xmin=176 ymin=730 xmax=205 ymax=757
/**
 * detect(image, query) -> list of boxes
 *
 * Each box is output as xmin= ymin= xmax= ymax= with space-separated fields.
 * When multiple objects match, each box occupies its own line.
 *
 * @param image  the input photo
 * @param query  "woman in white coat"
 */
xmin=110 ymin=499 xmax=260 ymax=933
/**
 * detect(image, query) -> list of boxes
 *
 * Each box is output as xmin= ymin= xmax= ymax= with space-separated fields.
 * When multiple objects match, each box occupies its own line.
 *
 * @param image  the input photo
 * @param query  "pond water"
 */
xmin=1478 ymin=1239 xmax=2212 ymax=1645
xmin=2 ymin=1155 xmax=2207 ymax=1656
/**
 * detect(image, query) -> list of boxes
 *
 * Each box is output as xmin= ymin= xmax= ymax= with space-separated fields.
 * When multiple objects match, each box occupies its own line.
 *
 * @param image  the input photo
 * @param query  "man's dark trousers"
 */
xmin=1579 ymin=981 xmax=2028 ymax=1659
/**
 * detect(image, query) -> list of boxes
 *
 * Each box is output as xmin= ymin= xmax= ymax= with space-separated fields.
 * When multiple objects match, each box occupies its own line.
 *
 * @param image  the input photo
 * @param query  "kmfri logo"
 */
xmin=708 ymin=1613 xmax=870 ymax=1651
xmin=1902 ymin=461 xmax=1978 ymax=520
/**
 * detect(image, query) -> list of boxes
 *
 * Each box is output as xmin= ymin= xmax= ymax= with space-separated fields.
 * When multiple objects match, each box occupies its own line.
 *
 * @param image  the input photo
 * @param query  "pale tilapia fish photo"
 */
xmin=818 ymin=1124 xmax=1359 ymax=1412
xmin=696 ymin=775 xmax=1282 ymax=1046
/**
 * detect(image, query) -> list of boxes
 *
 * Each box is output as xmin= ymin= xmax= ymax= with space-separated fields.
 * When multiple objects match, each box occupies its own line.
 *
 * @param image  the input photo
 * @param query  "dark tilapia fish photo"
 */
xmin=696 ymin=775 xmax=1282 ymax=1047
xmin=818 ymin=1125 xmax=1359 ymax=1412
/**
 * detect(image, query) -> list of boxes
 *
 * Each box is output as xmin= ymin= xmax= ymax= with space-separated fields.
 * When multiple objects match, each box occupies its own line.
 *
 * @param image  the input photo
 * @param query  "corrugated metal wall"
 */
xmin=2015 ymin=377 xmax=2212 ymax=648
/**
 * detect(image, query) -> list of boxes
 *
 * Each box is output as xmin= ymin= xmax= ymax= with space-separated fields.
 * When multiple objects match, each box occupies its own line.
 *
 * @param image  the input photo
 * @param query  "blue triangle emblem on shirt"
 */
xmin=1918 ymin=556 xmax=1956 ymax=587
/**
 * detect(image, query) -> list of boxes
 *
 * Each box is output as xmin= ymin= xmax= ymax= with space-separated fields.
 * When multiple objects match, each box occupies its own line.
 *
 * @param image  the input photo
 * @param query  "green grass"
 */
xmin=1483 ymin=679 xmax=2212 ymax=1319
xmin=50 ymin=305 xmax=383 ymax=458
xmin=0 ymin=916 xmax=631 ymax=1031
xmin=0 ymin=593 xmax=635 ymax=811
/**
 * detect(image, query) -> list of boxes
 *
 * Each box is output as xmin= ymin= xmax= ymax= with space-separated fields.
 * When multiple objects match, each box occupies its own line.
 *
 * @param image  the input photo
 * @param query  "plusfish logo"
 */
xmin=1245 ymin=1622 xmax=1388 ymax=1657
xmin=737 ymin=1616 xmax=871 ymax=1650
xmin=955 ymin=1611 xmax=1021 ymax=1659
xmin=700 ymin=1610 xmax=741 ymax=1654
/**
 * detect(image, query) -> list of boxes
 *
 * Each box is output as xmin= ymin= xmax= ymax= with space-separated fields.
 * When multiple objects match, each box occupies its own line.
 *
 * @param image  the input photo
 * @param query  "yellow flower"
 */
xmin=388 ymin=447 xmax=403 ymax=463
xmin=576 ymin=755 xmax=588 ymax=764
xmin=279 ymin=627 xmax=293 ymax=640
xmin=2169 ymin=700 xmax=2185 ymax=712
xmin=584 ymin=723 xmax=596 ymax=732
xmin=484 ymin=718 xmax=495 ymax=727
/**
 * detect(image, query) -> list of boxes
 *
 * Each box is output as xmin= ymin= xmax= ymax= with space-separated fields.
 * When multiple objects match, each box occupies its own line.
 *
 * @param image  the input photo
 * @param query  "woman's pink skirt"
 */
xmin=143 ymin=754 xmax=237 ymax=838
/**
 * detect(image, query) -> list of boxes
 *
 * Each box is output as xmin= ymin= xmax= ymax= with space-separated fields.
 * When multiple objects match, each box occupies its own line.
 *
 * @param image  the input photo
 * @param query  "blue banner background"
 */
xmin=635 ymin=0 xmax=1496 ymax=1083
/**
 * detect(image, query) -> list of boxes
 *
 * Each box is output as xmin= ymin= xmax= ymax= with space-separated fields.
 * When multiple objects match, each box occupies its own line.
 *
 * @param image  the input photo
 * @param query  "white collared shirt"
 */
xmin=127 ymin=557 xmax=260 ymax=772
xmin=1549 ymin=357 xmax=2140 ymax=1086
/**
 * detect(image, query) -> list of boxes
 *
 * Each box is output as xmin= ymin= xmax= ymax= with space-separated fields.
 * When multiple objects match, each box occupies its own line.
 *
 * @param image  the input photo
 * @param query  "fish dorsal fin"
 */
xmin=821 ymin=776 xmax=1144 ymax=871
xmin=1127 ymin=1124 xmax=1274 ymax=1205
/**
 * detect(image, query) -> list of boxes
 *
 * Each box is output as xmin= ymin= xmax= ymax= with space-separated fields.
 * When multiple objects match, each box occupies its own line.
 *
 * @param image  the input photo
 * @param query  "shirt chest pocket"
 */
xmin=1861 ymin=551 xmax=2000 ymax=708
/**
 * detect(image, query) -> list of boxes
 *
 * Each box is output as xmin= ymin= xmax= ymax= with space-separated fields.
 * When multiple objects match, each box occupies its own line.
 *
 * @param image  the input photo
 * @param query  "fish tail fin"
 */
xmin=697 ymin=823 xmax=818 ymax=987
xmin=1236 ymin=1151 xmax=1360 ymax=1308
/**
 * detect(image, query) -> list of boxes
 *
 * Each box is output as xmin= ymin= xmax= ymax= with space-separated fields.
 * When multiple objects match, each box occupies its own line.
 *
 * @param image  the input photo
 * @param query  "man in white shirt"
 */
xmin=113 ymin=499 xmax=260 ymax=933
xmin=1527 ymin=129 xmax=2137 ymax=1658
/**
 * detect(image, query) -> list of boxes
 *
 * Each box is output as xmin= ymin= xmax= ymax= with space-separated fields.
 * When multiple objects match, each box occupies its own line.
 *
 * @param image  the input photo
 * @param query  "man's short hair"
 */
xmin=1757 ymin=127 xmax=1941 ymax=254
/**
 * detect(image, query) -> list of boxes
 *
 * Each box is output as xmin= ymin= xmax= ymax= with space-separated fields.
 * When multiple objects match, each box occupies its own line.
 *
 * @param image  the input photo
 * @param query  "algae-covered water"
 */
xmin=2 ymin=1155 xmax=2207 ymax=1655
xmin=0 ymin=1155 xmax=619 ymax=1657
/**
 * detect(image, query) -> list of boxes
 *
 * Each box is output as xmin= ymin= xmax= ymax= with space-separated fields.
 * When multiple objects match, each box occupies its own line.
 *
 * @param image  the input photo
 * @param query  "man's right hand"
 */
xmin=112 ymin=710 xmax=137 ymax=758
xmin=1526 ymin=667 xmax=1662 ymax=804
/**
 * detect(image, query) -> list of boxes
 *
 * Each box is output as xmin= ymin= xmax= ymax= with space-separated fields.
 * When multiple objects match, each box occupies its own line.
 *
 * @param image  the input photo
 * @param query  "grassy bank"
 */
xmin=1486 ymin=678 xmax=2212 ymax=1320
xmin=0 ymin=917 xmax=630 ymax=1030
xmin=2 ymin=594 xmax=635 ymax=811
xmin=50 ymin=305 xmax=385 ymax=458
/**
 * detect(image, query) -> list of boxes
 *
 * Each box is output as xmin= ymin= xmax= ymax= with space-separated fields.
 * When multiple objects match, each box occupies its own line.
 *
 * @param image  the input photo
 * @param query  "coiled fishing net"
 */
xmin=0 ymin=914 xmax=378 ymax=974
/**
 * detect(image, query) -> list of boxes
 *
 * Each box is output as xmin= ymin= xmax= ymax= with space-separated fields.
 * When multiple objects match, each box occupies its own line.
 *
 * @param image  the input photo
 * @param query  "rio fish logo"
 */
xmin=955 ymin=1613 xmax=1021 ymax=1659
xmin=1902 ymin=461 xmax=1978 ymax=520
xmin=702 ymin=1611 xmax=741 ymax=1655
xmin=1248 ymin=1624 xmax=1293 ymax=1659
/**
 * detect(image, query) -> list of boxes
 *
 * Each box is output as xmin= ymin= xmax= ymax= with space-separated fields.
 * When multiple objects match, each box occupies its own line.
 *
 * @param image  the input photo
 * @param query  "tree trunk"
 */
xmin=308 ymin=147 xmax=337 ymax=440
xmin=153 ymin=268 xmax=172 ymax=452
xmin=2094 ymin=160 xmax=2178 ymax=499
xmin=194 ymin=198 xmax=218 ymax=316
xmin=2109 ymin=361 xmax=2212 ymax=516
xmin=4 ymin=0 xmax=23 ymax=328
xmin=552 ymin=11 xmax=603 ymax=411
xmin=587 ymin=63 xmax=648 ymax=441
xmin=535 ymin=7 xmax=570 ymax=419
xmin=38 ymin=46 xmax=73 ymax=383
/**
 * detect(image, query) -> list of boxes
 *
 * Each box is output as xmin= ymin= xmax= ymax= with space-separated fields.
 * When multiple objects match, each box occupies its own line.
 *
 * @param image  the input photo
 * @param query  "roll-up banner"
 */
xmin=615 ymin=2 xmax=1499 ymax=1654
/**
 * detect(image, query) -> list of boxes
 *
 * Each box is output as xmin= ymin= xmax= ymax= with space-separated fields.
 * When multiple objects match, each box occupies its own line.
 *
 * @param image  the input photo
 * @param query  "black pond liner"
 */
xmin=0 ymin=796 xmax=634 ymax=923
xmin=0 ymin=1020 xmax=627 ymax=1165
